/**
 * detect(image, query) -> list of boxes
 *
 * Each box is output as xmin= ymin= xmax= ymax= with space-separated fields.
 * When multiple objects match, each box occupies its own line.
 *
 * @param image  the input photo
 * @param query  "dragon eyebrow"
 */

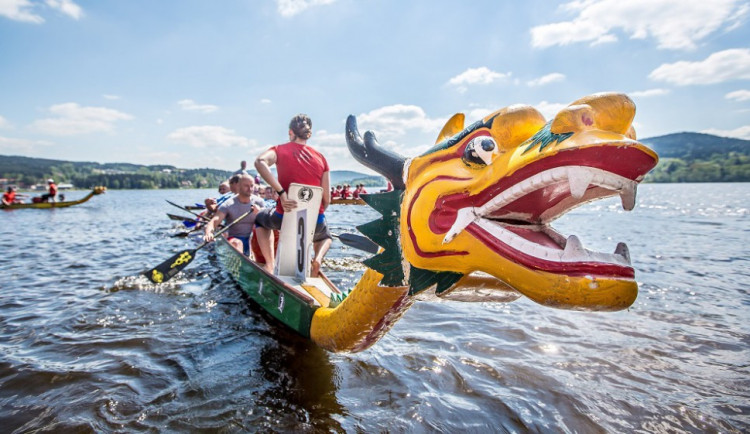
xmin=419 ymin=119 xmax=490 ymax=157
xmin=521 ymin=122 xmax=574 ymax=154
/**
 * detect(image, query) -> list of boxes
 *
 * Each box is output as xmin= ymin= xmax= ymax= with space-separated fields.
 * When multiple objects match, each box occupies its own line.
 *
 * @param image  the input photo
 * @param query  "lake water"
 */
xmin=0 ymin=184 xmax=748 ymax=432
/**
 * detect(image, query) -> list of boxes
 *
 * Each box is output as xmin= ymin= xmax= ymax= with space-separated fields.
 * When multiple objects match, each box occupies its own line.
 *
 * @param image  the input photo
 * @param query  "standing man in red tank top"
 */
xmin=254 ymin=114 xmax=332 ymax=276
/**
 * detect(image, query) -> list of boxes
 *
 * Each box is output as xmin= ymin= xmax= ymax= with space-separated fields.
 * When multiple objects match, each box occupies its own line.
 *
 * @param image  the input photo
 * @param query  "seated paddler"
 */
xmin=203 ymin=174 xmax=264 ymax=255
xmin=254 ymin=113 xmax=332 ymax=277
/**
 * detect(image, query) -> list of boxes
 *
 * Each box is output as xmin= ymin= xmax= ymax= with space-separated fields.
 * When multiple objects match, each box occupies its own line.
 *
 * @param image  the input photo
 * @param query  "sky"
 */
xmin=0 ymin=0 xmax=749 ymax=173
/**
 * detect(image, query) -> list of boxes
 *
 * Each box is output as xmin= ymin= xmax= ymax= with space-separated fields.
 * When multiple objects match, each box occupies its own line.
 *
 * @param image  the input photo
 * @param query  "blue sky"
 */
xmin=1 ymin=0 xmax=749 ymax=173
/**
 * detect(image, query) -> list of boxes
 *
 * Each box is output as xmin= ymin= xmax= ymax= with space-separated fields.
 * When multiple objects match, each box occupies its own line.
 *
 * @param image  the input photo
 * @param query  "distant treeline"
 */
xmin=642 ymin=133 xmax=750 ymax=183
xmin=0 ymin=155 xmax=231 ymax=189
xmin=646 ymin=153 xmax=750 ymax=183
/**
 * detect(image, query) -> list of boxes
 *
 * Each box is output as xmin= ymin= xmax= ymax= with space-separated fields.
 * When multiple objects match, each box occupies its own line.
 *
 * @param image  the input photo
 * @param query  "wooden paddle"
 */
xmin=145 ymin=209 xmax=252 ymax=283
xmin=166 ymin=200 xmax=211 ymax=222
xmin=334 ymin=233 xmax=379 ymax=254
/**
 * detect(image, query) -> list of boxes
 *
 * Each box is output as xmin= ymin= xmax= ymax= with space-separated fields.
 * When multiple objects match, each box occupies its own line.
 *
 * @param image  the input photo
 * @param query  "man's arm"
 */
xmin=321 ymin=171 xmax=331 ymax=211
xmin=256 ymin=148 xmax=298 ymax=212
xmin=254 ymin=149 xmax=281 ymax=192
xmin=203 ymin=209 xmax=226 ymax=242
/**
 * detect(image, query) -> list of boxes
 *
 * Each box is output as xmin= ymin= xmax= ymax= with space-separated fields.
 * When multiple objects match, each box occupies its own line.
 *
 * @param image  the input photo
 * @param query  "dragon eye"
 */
xmin=462 ymin=136 xmax=498 ymax=167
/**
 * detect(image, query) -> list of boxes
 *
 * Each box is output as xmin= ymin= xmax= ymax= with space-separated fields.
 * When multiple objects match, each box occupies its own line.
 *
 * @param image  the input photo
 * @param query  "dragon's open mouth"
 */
xmin=434 ymin=146 xmax=656 ymax=279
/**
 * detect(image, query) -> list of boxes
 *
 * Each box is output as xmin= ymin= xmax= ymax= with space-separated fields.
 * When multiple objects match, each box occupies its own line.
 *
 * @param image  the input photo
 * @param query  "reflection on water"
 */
xmin=0 ymin=184 xmax=748 ymax=432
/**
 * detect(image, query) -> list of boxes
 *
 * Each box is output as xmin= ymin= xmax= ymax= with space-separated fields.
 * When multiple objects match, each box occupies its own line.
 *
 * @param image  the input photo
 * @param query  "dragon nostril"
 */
xmin=481 ymin=138 xmax=495 ymax=152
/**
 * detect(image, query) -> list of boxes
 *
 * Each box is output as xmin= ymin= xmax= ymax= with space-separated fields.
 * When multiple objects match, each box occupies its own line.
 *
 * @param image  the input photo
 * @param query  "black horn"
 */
xmin=345 ymin=115 xmax=406 ymax=190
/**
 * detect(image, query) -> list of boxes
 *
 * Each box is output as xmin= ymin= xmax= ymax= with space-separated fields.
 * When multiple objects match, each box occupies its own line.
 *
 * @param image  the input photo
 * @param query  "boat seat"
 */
xmin=278 ymin=276 xmax=334 ymax=307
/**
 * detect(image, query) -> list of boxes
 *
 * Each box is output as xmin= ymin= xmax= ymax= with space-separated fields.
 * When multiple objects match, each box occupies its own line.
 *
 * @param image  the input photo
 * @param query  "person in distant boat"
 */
xmin=40 ymin=179 xmax=57 ymax=202
xmin=254 ymin=113 xmax=332 ymax=276
xmin=332 ymin=185 xmax=342 ymax=199
xmin=2 ymin=186 xmax=18 ymax=206
xmin=342 ymin=184 xmax=352 ymax=199
xmin=233 ymin=160 xmax=249 ymax=176
xmin=352 ymin=184 xmax=367 ymax=199
xmin=203 ymin=174 xmax=264 ymax=256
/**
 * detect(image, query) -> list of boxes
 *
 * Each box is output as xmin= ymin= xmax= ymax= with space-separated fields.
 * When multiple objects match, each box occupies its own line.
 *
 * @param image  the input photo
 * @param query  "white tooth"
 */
xmin=614 ymin=242 xmax=631 ymax=265
xmin=620 ymin=181 xmax=637 ymax=211
xmin=568 ymin=167 xmax=593 ymax=199
xmin=562 ymin=235 xmax=586 ymax=261
xmin=443 ymin=207 xmax=478 ymax=244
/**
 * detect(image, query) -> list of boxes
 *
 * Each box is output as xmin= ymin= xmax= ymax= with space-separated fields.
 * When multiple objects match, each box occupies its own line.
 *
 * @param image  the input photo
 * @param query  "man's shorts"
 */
xmin=227 ymin=235 xmax=250 ymax=256
xmin=255 ymin=209 xmax=332 ymax=242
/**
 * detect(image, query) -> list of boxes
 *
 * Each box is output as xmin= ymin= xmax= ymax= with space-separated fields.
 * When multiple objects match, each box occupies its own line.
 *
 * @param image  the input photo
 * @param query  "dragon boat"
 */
xmin=216 ymin=93 xmax=658 ymax=353
xmin=1 ymin=186 xmax=106 ymax=210
xmin=330 ymin=197 xmax=366 ymax=205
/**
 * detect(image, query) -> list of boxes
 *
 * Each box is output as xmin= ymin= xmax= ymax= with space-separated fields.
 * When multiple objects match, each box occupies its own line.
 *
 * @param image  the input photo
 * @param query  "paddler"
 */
xmin=203 ymin=174 xmax=264 ymax=256
xmin=40 ymin=179 xmax=57 ymax=202
xmin=2 ymin=186 xmax=19 ymax=206
xmin=254 ymin=113 xmax=332 ymax=277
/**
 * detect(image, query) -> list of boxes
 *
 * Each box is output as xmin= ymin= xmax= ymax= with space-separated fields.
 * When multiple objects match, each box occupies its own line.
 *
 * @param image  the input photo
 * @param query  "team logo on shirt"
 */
xmin=297 ymin=187 xmax=313 ymax=202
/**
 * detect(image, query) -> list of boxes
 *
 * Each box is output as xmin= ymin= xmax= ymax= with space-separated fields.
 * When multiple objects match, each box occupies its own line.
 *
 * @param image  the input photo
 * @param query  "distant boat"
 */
xmin=58 ymin=183 xmax=74 ymax=190
xmin=331 ymin=197 xmax=366 ymax=205
xmin=1 ymin=186 xmax=106 ymax=210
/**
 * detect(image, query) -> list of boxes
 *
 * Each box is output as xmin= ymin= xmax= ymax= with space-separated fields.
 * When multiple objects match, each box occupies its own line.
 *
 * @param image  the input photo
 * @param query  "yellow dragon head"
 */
xmin=346 ymin=93 xmax=658 ymax=311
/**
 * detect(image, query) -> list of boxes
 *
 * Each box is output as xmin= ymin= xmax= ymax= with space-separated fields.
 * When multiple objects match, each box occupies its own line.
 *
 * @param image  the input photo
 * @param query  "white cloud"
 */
xmin=178 ymin=99 xmax=219 ymax=113
xmin=629 ymin=88 xmax=670 ymax=98
xmin=311 ymin=129 xmax=345 ymax=147
xmin=45 ymin=0 xmax=82 ymax=20
xmin=0 ymin=0 xmax=43 ymax=22
xmin=31 ymin=103 xmax=133 ymax=136
xmin=527 ymin=73 xmax=566 ymax=87
xmin=166 ymin=126 xmax=255 ymax=148
xmin=102 ymin=94 xmax=120 ymax=100
xmin=701 ymin=125 xmax=750 ymax=139
xmin=534 ymin=101 xmax=568 ymax=121
xmin=0 ymin=135 xmax=54 ymax=153
xmin=0 ymin=0 xmax=82 ymax=22
xmin=531 ymin=0 xmax=747 ymax=50
xmin=276 ymin=0 xmax=336 ymax=17
xmin=0 ymin=115 xmax=10 ymax=129
xmin=726 ymin=89 xmax=750 ymax=101
xmin=260 ymin=98 xmax=272 ymax=104
xmin=448 ymin=67 xmax=510 ymax=93
xmin=357 ymin=104 xmax=447 ymax=137
xmin=649 ymin=48 xmax=750 ymax=85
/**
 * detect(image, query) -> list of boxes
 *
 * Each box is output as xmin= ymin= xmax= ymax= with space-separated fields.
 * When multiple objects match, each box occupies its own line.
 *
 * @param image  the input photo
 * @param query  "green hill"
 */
xmin=0 ymin=155 xmax=232 ymax=189
xmin=640 ymin=132 xmax=750 ymax=182
xmin=0 ymin=154 xmax=384 ymax=190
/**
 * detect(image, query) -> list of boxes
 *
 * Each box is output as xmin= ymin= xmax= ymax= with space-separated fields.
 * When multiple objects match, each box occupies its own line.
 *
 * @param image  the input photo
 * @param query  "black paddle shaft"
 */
xmin=166 ymin=200 xmax=211 ymax=221
xmin=145 ymin=208 xmax=253 ymax=283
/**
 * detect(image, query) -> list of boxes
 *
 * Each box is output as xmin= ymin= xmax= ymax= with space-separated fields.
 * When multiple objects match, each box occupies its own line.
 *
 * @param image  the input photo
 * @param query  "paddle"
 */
xmin=167 ymin=213 xmax=198 ymax=222
xmin=166 ymin=200 xmax=211 ymax=222
xmin=171 ymin=225 xmax=204 ymax=238
xmin=334 ymin=233 xmax=379 ymax=254
xmin=145 ymin=209 xmax=252 ymax=283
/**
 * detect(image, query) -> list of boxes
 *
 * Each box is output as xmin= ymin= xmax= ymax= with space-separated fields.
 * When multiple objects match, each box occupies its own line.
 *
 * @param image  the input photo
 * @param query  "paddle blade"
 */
xmin=167 ymin=213 xmax=194 ymax=222
xmin=144 ymin=248 xmax=197 ymax=283
xmin=336 ymin=233 xmax=379 ymax=254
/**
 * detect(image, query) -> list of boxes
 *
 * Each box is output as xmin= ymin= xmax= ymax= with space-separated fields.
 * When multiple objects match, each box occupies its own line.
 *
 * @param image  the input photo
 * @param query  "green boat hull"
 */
xmin=214 ymin=237 xmax=318 ymax=337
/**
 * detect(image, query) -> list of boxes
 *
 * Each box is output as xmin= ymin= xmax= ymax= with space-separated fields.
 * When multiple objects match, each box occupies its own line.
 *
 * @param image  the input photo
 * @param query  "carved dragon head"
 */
xmin=346 ymin=93 xmax=658 ymax=311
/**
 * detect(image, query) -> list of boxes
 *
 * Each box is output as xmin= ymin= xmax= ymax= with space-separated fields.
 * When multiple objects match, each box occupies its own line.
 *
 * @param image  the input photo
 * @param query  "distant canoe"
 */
xmin=1 ymin=186 xmax=106 ymax=210
xmin=331 ymin=197 xmax=366 ymax=205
